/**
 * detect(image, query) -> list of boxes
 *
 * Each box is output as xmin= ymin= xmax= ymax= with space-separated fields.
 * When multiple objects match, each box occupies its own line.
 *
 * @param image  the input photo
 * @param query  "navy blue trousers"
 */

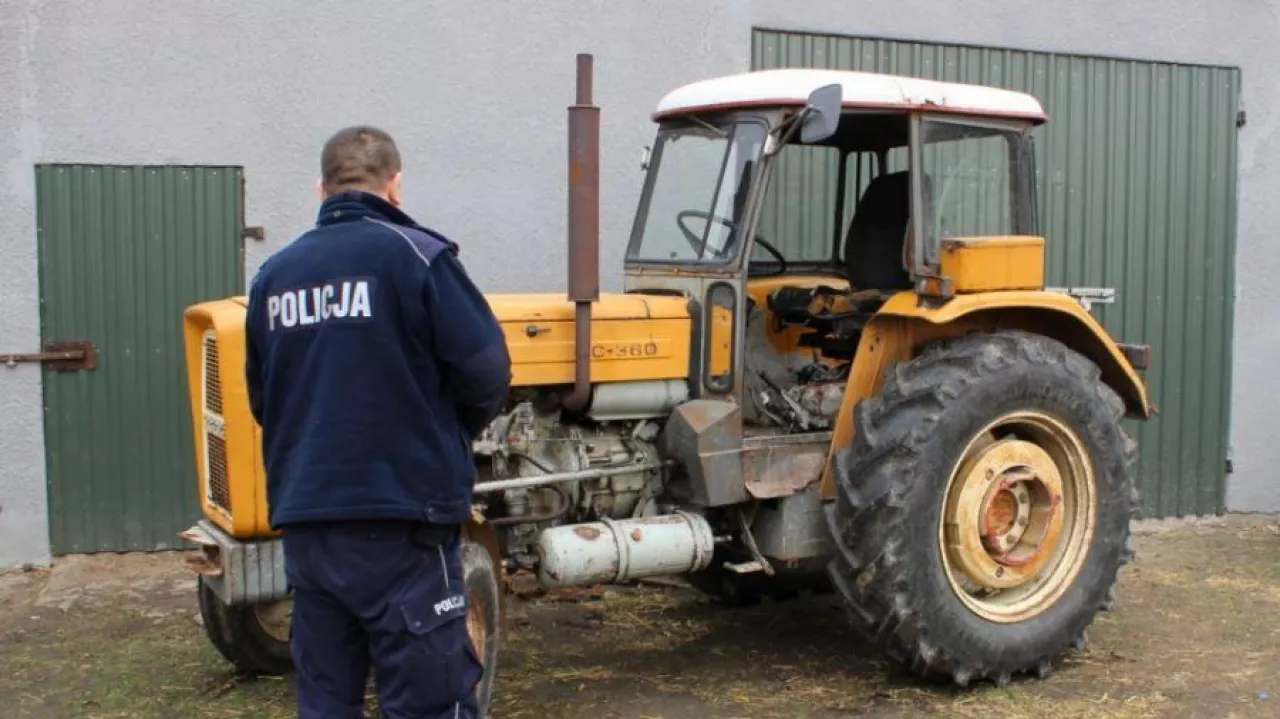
xmin=282 ymin=520 xmax=483 ymax=719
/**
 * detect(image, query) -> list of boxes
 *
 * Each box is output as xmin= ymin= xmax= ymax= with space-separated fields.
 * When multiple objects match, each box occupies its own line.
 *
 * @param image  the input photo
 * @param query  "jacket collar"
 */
xmin=316 ymin=190 xmax=416 ymax=227
xmin=314 ymin=191 xmax=460 ymax=255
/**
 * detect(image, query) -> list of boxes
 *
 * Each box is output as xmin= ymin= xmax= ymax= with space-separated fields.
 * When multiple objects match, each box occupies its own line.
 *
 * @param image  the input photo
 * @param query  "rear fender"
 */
xmin=818 ymin=291 xmax=1155 ymax=500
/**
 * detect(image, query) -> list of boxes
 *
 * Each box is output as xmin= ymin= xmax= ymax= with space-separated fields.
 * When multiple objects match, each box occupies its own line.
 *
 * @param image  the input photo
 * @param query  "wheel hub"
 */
xmin=945 ymin=438 xmax=1064 ymax=591
xmin=978 ymin=467 xmax=1060 ymax=568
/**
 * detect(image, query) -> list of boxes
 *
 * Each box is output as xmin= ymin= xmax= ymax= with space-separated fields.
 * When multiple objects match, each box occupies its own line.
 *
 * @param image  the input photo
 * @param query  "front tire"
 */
xmin=825 ymin=330 xmax=1140 ymax=686
xmin=196 ymin=539 xmax=502 ymax=712
xmin=463 ymin=539 xmax=501 ymax=717
xmin=196 ymin=576 xmax=294 ymax=676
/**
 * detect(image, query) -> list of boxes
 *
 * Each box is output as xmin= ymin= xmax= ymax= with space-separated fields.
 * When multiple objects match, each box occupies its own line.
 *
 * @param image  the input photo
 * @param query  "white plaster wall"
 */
xmin=1 ymin=0 xmax=1276 ymax=565
xmin=0 ymin=1 xmax=51 ymax=567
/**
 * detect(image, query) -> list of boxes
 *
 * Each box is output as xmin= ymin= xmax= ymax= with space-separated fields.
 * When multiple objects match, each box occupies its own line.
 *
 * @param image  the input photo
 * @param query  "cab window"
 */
xmin=752 ymin=145 xmax=890 ymax=270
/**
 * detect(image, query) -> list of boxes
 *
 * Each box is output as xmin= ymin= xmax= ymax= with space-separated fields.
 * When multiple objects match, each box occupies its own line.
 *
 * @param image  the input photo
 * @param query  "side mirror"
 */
xmin=800 ymin=83 xmax=843 ymax=144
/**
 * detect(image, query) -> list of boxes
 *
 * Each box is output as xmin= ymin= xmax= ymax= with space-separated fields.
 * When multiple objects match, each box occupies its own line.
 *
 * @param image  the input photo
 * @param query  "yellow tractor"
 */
xmin=179 ymin=55 xmax=1153 ymax=709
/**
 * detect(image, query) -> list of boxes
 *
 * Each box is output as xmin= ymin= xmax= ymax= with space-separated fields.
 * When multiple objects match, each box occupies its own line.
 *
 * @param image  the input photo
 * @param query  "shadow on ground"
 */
xmin=1 ymin=516 xmax=1277 ymax=718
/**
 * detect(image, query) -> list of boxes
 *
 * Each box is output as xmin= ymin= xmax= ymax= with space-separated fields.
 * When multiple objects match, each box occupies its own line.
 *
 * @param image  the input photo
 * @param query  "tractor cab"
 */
xmin=624 ymin=69 xmax=1047 ymax=430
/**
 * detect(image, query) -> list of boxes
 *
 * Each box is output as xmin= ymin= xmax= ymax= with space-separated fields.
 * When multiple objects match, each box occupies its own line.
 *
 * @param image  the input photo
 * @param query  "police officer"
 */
xmin=244 ymin=125 xmax=511 ymax=719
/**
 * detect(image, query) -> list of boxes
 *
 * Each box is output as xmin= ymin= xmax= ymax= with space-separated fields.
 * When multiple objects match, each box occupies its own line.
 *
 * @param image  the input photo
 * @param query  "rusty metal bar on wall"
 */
xmin=1 ymin=340 xmax=97 ymax=371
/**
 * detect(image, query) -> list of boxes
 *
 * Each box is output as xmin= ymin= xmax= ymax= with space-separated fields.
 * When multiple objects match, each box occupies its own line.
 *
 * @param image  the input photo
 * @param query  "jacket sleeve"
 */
xmin=244 ymin=272 xmax=265 ymax=425
xmin=423 ymin=252 xmax=512 ymax=437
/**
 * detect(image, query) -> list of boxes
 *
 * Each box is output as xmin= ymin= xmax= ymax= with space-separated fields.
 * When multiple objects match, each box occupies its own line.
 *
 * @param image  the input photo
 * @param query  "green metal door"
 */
xmin=37 ymin=165 xmax=245 ymax=553
xmin=753 ymin=30 xmax=1240 ymax=518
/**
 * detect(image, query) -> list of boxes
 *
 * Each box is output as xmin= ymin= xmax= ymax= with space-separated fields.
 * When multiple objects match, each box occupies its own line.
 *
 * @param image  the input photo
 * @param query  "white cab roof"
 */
xmin=654 ymin=68 xmax=1046 ymax=123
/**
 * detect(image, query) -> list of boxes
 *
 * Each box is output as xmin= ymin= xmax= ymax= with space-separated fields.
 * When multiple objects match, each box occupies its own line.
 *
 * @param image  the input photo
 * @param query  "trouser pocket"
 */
xmin=369 ymin=563 xmax=482 ymax=717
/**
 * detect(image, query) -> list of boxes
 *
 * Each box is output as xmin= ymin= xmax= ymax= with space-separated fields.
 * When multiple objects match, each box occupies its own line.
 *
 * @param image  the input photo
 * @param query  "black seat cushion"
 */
xmin=843 ymin=171 xmax=917 ymax=291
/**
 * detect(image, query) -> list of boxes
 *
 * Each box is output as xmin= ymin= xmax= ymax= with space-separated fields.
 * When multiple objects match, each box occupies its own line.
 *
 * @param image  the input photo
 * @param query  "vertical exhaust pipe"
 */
xmin=563 ymin=53 xmax=599 ymax=412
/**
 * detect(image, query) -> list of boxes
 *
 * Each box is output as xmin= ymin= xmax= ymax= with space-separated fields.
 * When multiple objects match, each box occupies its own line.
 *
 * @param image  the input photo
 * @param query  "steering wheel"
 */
xmin=675 ymin=209 xmax=788 ymax=273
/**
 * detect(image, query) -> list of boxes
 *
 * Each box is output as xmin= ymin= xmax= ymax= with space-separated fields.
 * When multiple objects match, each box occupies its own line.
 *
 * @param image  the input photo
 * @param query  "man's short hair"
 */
xmin=320 ymin=126 xmax=403 ymax=194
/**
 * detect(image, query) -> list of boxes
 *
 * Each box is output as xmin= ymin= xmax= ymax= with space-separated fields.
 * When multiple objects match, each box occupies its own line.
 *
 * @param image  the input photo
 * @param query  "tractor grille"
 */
xmin=206 ymin=433 xmax=231 ymax=510
xmin=203 ymin=333 xmax=223 ymax=414
xmin=202 ymin=331 xmax=231 ymax=512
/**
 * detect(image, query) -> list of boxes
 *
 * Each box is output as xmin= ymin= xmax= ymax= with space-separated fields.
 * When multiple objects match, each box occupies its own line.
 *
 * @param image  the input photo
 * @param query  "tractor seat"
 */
xmin=760 ymin=170 xmax=928 ymax=358
xmin=842 ymin=170 xmax=921 ymax=292
xmin=767 ymin=169 xmax=926 ymax=326
xmin=767 ymin=168 xmax=928 ymax=329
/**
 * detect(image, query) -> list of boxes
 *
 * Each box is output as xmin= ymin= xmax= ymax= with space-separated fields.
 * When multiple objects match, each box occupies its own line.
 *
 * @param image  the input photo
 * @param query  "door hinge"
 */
xmin=243 ymin=226 xmax=265 ymax=241
xmin=1237 ymin=110 xmax=1247 ymax=128
xmin=0 ymin=340 xmax=97 ymax=372
xmin=1225 ymin=458 xmax=1234 ymax=474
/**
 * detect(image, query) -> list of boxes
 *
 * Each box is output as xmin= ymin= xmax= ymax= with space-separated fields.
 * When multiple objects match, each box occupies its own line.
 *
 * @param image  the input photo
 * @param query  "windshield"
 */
xmin=627 ymin=119 xmax=768 ymax=264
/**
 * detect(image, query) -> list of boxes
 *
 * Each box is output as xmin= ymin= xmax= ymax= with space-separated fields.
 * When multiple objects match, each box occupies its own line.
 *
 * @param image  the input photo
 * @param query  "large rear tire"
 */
xmin=825 ymin=330 xmax=1140 ymax=686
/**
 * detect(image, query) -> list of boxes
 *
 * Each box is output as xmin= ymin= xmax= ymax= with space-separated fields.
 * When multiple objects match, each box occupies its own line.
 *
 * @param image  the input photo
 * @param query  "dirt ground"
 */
xmin=1 ymin=515 xmax=1277 ymax=719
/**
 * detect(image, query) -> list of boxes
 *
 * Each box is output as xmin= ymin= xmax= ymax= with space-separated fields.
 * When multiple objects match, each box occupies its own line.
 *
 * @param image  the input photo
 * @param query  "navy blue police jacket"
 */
xmin=244 ymin=190 xmax=511 ymax=530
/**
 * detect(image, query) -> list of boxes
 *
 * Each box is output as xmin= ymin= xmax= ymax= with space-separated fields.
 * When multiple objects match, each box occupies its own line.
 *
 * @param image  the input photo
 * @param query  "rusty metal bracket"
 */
xmin=1045 ymin=286 xmax=1116 ymax=312
xmin=1117 ymin=342 xmax=1151 ymax=371
xmin=914 ymin=273 xmax=956 ymax=307
xmin=179 ymin=520 xmax=289 ymax=605
xmin=741 ymin=431 xmax=832 ymax=500
xmin=1 ymin=340 xmax=96 ymax=371
xmin=732 ymin=506 xmax=775 ymax=577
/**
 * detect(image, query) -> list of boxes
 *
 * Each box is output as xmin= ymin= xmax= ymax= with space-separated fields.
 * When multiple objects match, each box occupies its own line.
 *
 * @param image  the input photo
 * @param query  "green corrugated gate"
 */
xmin=753 ymin=30 xmax=1240 ymax=518
xmin=37 ymin=165 xmax=245 ymax=553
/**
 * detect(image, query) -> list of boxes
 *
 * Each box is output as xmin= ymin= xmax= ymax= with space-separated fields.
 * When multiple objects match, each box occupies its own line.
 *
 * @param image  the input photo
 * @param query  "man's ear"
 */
xmin=386 ymin=172 xmax=404 ymax=207
xmin=315 ymin=178 xmax=326 ymax=201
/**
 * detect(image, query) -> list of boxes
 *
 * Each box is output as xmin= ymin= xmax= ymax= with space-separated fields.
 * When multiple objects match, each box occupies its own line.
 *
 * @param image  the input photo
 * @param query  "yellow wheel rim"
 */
xmin=253 ymin=600 xmax=293 ymax=643
xmin=938 ymin=411 xmax=1096 ymax=623
xmin=466 ymin=589 xmax=488 ymax=664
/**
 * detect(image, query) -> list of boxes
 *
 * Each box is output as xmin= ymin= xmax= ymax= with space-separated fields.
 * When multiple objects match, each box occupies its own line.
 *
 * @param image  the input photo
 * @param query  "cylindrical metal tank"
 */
xmin=586 ymin=379 xmax=689 ymax=421
xmin=534 ymin=512 xmax=715 ymax=588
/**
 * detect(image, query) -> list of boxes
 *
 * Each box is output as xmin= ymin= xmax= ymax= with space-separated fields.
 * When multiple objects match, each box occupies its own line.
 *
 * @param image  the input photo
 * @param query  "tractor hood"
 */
xmin=484 ymin=292 xmax=692 ymax=387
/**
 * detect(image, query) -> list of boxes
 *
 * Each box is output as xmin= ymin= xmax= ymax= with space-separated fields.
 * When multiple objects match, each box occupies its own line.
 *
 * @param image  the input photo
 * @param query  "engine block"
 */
xmin=474 ymin=400 xmax=665 ymax=558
